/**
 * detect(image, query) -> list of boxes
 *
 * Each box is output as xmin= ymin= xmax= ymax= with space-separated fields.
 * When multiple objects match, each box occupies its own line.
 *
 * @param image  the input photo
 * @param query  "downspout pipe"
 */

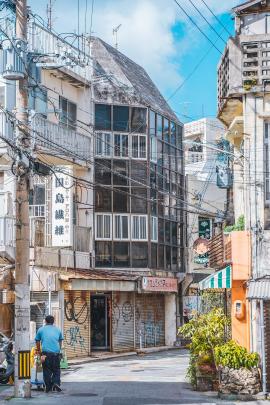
xmin=260 ymin=299 xmax=267 ymax=396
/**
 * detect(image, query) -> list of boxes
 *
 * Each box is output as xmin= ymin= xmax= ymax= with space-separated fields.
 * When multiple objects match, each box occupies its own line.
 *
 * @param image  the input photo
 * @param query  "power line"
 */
xmin=173 ymin=0 xmax=223 ymax=55
xmin=200 ymin=0 xmax=232 ymax=37
xmin=186 ymin=0 xmax=227 ymax=45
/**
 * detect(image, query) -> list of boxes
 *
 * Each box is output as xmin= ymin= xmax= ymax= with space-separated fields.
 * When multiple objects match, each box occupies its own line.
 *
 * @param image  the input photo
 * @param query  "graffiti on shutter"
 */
xmin=264 ymin=302 xmax=270 ymax=391
xmin=135 ymin=294 xmax=165 ymax=348
xmin=64 ymin=291 xmax=90 ymax=359
xmin=112 ymin=292 xmax=135 ymax=351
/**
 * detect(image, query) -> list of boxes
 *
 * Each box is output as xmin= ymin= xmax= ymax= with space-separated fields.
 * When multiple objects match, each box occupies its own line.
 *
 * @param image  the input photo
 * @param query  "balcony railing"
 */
xmin=32 ymin=115 xmax=91 ymax=161
xmin=186 ymin=152 xmax=204 ymax=164
xmin=0 ymin=112 xmax=15 ymax=144
xmin=28 ymin=21 xmax=92 ymax=83
xmin=0 ymin=217 xmax=15 ymax=248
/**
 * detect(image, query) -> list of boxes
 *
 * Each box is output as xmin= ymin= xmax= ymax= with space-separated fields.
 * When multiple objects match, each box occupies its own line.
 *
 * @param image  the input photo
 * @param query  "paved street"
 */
xmin=0 ymin=349 xmax=262 ymax=405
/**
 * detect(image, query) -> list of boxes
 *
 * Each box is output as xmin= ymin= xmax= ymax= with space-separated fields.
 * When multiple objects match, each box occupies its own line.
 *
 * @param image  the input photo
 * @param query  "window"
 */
xmin=131 ymin=242 xmax=148 ymax=267
xmin=149 ymin=110 xmax=156 ymax=136
xmin=157 ymin=114 xmax=162 ymax=138
xmin=113 ymin=106 xmax=129 ymax=131
xmin=113 ymin=188 xmax=129 ymax=212
xmin=170 ymin=122 xmax=176 ymax=145
xmin=95 ymin=104 xmax=111 ymax=130
xmin=132 ymin=135 xmax=146 ymax=159
xmin=95 ymin=241 xmax=112 ymax=267
xmin=150 ymin=136 xmax=157 ymax=162
xmin=114 ymin=215 xmax=129 ymax=239
xmin=96 ymin=133 xmax=112 ymax=157
xmin=151 ymin=217 xmax=158 ymax=242
xmin=132 ymin=215 xmax=147 ymax=240
xmin=95 ymin=160 xmax=112 ymax=184
xmin=113 ymin=160 xmax=129 ymax=186
xmin=59 ymin=96 xmax=77 ymax=129
xmin=131 ymin=187 xmax=147 ymax=214
xmin=114 ymin=134 xmax=128 ymax=157
xmin=0 ymin=172 xmax=3 ymax=190
xmin=113 ymin=242 xmax=130 ymax=267
xmin=95 ymin=188 xmax=112 ymax=211
xmin=131 ymin=107 xmax=147 ymax=133
xmin=163 ymin=118 xmax=169 ymax=143
xmin=95 ymin=214 xmax=112 ymax=239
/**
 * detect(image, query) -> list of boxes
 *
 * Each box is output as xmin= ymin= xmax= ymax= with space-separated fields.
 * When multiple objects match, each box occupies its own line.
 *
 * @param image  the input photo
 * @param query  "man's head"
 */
xmin=45 ymin=315 xmax=54 ymax=325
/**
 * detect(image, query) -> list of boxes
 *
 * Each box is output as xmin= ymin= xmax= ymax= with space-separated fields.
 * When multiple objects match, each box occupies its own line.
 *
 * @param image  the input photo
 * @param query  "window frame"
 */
xmin=95 ymin=132 xmax=112 ymax=157
xmin=114 ymin=133 xmax=129 ymax=158
xmin=131 ymin=214 xmax=148 ymax=241
xmin=151 ymin=216 xmax=158 ymax=243
xmin=131 ymin=134 xmax=147 ymax=159
xmin=113 ymin=214 xmax=130 ymax=240
xmin=59 ymin=96 xmax=77 ymax=129
xmin=95 ymin=213 xmax=112 ymax=240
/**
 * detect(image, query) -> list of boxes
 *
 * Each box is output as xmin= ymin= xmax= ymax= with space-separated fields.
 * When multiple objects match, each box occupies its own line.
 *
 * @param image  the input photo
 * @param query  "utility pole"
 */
xmin=47 ymin=0 xmax=55 ymax=30
xmin=14 ymin=0 xmax=31 ymax=398
xmin=113 ymin=24 xmax=122 ymax=50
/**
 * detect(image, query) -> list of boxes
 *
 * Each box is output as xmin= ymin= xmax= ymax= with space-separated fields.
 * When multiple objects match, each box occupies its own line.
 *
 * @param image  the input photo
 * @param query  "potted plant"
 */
xmin=214 ymin=340 xmax=260 ymax=397
xmin=179 ymin=308 xmax=230 ymax=391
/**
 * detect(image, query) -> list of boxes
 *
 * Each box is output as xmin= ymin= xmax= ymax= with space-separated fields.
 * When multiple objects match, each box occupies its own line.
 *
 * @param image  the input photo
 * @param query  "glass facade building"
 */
xmin=94 ymin=103 xmax=185 ymax=271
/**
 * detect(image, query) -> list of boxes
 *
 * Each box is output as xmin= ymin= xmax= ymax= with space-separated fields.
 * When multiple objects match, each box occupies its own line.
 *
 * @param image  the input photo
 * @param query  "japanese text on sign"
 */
xmin=51 ymin=166 xmax=73 ymax=247
xmin=142 ymin=277 xmax=178 ymax=292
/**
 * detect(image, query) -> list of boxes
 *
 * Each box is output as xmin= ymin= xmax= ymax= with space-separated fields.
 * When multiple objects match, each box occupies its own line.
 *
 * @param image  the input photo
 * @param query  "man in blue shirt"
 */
xmin=35 ymin=315 xmax=64 ymax=393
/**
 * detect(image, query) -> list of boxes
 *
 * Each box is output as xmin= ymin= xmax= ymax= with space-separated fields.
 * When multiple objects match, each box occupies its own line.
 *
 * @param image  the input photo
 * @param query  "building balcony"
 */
xmin=0 ymin=216 xmax=15 ymax=262
xmin=209 ymin=230 xmax=251 ymax=280
xmin=31 ymin=115 xmax=92 ymax=163
xmin=28 ymin=20 xmax=92 ymax=85
xmin=186 ymin=151 xmax=204 ymax=164
xmin=30 ymin=218 xmax=92 ymax=270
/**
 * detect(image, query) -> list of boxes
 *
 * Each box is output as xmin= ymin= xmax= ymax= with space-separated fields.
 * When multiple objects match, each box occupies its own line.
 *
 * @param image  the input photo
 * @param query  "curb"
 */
xmin=68 ymin=346 xmax=183 ymax=366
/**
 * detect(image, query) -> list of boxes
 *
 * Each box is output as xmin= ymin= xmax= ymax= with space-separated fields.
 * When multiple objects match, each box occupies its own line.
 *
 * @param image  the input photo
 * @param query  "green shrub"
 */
xmin=214 ymin=340 xmax=259 ymax=370
xmin=179 ymin=309 xmax=230 ymax=385
xmin=224 ymin=215 xmax=245 ymax=233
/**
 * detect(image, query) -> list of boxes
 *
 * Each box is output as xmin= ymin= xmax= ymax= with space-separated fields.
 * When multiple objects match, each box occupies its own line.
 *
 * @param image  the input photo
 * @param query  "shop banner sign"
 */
xmin=51 ymin=166 xmax=73 ymax=247
xmin=142 ymin=277 xmax=178 ymax=292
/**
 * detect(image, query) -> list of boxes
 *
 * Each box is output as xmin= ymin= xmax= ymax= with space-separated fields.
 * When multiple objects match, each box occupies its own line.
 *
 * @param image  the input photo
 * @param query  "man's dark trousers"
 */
xmin=42 ymin=352 xmax=61 ymax=390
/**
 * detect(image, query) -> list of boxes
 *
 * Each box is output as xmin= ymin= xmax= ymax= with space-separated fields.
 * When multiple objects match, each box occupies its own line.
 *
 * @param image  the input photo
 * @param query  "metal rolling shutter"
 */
xmin=30 ymin=292 xmax=59 ymax=330
xmin=64 ymin=290 xmax=90 ymax=359
xmin=264 ymin=301 xmax=270 ymax=392
xmin=135 ymin=294 xmax=165 ymax=348
xmin=112 ymin=291 xmax=135 ymax=352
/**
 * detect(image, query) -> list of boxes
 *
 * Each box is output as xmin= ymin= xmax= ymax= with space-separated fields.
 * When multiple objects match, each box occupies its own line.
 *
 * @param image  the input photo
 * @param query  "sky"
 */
xmin=28 ymin=0 xmax=243 ymax=123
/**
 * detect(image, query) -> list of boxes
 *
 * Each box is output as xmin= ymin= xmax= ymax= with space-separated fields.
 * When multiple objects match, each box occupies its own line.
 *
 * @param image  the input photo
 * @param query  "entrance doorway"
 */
xmin=91 ymin=295 xmax=110 ymax=350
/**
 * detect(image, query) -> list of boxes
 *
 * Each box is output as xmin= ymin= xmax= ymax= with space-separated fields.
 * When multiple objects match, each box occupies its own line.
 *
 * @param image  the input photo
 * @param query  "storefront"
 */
xmin=62 ymin=275 xmax=178 ymax=359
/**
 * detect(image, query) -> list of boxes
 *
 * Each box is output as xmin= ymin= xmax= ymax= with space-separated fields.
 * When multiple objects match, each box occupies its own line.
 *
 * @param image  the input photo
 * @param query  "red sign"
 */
xmin=142 ymin=277 xmax=178 ymax=292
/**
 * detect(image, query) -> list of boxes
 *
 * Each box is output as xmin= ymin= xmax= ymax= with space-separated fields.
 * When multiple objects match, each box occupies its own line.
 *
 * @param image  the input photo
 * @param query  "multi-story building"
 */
xmin=183 ymin=118 xmax=228 ymax=318
xmin=0 ymin=11 xmax=185 ymax=358
xmin=215 ymin=0 xmax=270 ymax=393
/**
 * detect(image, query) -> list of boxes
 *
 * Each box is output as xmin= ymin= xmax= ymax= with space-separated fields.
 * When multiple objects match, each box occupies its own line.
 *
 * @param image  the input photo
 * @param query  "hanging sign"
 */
xmin=142 ymin=277 xmax=178 ymax=292
xmin=51 ymin=166 xmax=73 ymax=247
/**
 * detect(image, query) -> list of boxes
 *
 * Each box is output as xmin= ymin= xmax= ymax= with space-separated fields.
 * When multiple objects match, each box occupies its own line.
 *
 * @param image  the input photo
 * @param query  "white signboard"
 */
xmin=51 ymin=166 xmax=73 ymax=247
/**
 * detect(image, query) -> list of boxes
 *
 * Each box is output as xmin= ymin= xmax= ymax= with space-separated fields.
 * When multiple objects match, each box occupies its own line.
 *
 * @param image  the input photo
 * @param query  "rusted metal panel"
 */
xmin=209 ymin=233 xmax=232 ymax=269
xmin=112 ymin=291 xmax=135 ymax=352
xmin=135 ymin=294 xmax=165 ymax=348
xmin=63 ymin=290 xmax=90 ymax=359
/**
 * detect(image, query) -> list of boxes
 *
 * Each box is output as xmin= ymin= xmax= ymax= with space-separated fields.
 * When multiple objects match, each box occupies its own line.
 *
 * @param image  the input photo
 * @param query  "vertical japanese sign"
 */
xmin=51 ymin=166 xmax=73 ymax=247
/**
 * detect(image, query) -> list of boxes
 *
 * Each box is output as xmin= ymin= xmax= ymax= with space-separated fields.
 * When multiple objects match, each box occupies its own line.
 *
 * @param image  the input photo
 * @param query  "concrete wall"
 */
xmin=165 ymin=294 xmax=176 ymax=346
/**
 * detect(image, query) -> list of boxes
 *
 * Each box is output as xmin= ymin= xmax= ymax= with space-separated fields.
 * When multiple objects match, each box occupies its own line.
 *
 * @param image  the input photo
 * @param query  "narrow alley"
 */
xmin=0 ymin=350 xmax=257 ymax=405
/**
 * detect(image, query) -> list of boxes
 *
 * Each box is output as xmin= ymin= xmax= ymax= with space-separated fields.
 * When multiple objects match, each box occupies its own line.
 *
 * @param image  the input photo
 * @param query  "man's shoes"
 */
xmin=45 ymin=386 xmax=51 ymax=393
xmin=52 ymin=384 xmax=62 ymax=392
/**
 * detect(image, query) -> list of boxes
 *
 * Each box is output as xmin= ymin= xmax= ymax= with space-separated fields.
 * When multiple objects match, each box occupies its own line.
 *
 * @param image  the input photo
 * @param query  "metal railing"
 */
xmin=0 ymin=217 xmax=15 ymax=247
xmin=27 ymin=21 xmax=92 ymax=82
xmin=31 ymin=115 xmax=92 ymax=160
xmin=187 ymin=152 xmax=204 ymax=164
xmin=0 ymin=112 xmax=15 ymax=144
xmin=29 ymin=204 xmax=45 ymax=218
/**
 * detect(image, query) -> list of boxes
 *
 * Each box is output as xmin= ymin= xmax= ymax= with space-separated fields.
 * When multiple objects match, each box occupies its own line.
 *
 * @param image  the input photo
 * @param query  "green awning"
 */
xmin=199 ymin=266 xmax=231 ymax=290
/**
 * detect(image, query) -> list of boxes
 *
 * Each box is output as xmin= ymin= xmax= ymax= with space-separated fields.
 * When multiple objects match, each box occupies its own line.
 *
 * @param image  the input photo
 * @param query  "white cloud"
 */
xmin=29 ymin=0 xmax=242 ymax=96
